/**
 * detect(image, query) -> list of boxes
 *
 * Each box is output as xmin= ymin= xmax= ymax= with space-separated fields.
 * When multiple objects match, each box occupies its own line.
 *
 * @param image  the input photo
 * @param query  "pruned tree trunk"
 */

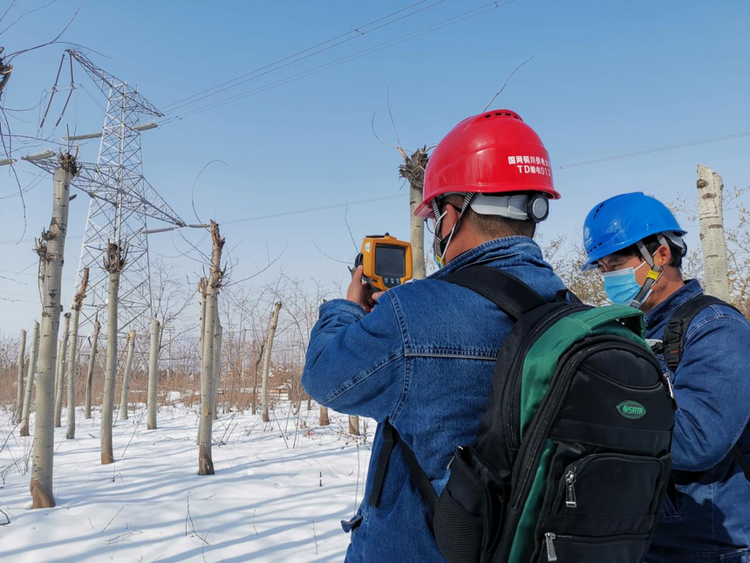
xmin=147 ymin=318 xmax=161 ymax=430
xmin=319 ymin=406 xmax=330 ymax=426
xmin=167 ymin=327 xmax=173 ymax=380
xmin=349 ymin=415 xmax=360 ymax=436
xmin=31 ymin=160 xmax=75 ymax=509
xmin=20 ymin=321 xmax=40 ymax=436
xmin=119 ymin=330 xmax=136 ymax=420
xmin=252 ymin=340 xmax=264 ymax=416
xmin=697 ymin=164 xmax=731 ymax=301
xmin=53 ymin=340 xmax=64 ymax=422
xmin=101 ymin=241 xmax=126 ymax=465
xmin=54 ymin=313 xmax=71 ymax=427
xmin=212 ymin=321 xmax=222 ymax=420
xmin=196 ymin=279 xmax=207 ymax=444
xmin=199 ymin=287 xmax=216 ymax=468
xmin=66 ymin=267 xmax=88 ymax=440
xmin=84 ymin=314 xmax=101 ymax=419
xmin=261 ymin=301 xmax=282 ymax=423
xmin=14 ymin=329 xmax=27 ymax=424
xmin=400 ymin=147 xmax=429 ymax=280
xmin=198 ymin=221 xmax=225 ymax=476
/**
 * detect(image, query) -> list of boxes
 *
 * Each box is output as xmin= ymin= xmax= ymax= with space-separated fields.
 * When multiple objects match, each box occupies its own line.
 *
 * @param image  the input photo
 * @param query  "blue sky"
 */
xmin=0 ymin=0 xmax=748 ymax=334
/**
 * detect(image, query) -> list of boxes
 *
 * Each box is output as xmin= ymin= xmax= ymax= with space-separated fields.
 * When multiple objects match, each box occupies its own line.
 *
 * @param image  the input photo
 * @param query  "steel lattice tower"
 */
xmin=25 ymin=50 xmax=185 ymax=336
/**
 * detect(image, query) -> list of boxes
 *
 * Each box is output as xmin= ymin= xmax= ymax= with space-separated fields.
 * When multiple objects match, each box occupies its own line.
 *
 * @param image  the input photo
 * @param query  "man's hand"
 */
xmin=346 ymin=266 xmax=383 ymax=313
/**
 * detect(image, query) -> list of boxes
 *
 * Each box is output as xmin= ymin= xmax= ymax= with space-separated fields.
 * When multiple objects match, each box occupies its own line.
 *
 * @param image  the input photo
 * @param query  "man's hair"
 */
xmin=463 ymin=206 xmax=536 ymax=239
xmin=612 ymin=234 xmax=684 ymax=270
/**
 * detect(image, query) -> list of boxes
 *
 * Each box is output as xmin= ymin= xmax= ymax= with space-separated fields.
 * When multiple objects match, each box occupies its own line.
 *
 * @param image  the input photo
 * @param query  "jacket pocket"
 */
xmin=433 ymin=446 xmax=508 ymax=563
xmin=536 ymin=532 xmax=650 ymax=563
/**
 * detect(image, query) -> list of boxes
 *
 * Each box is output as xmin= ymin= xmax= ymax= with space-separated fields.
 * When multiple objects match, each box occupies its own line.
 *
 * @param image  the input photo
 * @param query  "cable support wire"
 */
xmin=0 ymin=130 xmax=747 ymax=246
xmin=161 ymin=0 xmax=443 ymax=113
xmin=160 ymin=1 xmax=512 ymax=124
xmin=556 ymin=131 xmax=750 ymax=169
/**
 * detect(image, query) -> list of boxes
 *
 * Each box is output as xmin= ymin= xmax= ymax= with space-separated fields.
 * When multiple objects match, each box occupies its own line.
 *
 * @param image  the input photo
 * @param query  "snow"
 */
xmin=0 ymin=404 xmax=373 ymax=562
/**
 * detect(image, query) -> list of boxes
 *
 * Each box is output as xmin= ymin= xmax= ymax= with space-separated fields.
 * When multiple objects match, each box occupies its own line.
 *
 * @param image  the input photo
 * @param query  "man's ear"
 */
xmin=655 ymin=244 xmax=672 ymax=268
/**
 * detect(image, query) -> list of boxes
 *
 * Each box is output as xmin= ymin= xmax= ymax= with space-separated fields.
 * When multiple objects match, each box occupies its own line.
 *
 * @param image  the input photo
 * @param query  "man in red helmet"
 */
xmin=303 ymin=110 xmax=566 ymax=561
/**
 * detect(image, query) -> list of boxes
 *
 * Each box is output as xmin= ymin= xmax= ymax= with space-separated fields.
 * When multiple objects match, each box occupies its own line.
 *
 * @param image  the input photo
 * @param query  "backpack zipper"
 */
xmin=545 ymin=532 xmax=558 ymax=561
xmin=503 ymin=304 xmax=589 ymax=453
xmin=496 ymin=335 xmax=667 ymax=561
xmin=662 ymin=372 xmax=678 ymax=408
xmin=564 ymin=471 xmax=577 ymax=508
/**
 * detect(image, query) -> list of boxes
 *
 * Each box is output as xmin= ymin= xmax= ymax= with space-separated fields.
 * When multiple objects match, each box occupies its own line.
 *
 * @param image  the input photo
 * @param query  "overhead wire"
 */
xmin=557 ymin=131 xmax=750 ymax=169
xmin=161 ymin=1 xmax=513 ymax=124
xmin=2 ymin=128 xmax=745 ymax=246
xmin=161 ymin=0 xmax=442 ymax=113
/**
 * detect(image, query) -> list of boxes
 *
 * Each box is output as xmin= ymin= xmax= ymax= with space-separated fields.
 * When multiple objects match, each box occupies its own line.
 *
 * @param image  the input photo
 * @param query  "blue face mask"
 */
xmin=602 ymin=261 xmax=649 ymax=306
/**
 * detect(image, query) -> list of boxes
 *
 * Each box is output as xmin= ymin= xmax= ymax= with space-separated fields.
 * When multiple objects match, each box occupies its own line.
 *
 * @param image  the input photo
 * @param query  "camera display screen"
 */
xmin=375 ymin=245 xmax=406 ymax=277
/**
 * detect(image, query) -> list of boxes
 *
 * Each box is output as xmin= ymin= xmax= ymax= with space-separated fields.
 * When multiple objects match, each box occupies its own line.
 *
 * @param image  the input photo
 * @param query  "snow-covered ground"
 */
xmin=0 ymin=402 xmax=373 ymax=562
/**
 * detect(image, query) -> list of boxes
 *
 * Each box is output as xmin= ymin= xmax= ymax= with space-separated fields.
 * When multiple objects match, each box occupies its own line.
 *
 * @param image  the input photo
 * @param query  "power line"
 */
xmin=163 ymin=1 xmax=512 ymax=123
xmin=95 ymin=0 xmax=178 ymax=49
xmin=223 ymin=194 xmax=404 ymax=226
xmin=557 ymin=131 xmax=750 ymax=170
xmin=161 ymin=0 xmax=443 ymax=113
xmin=2 ymin=129 xmax=746 ymax=246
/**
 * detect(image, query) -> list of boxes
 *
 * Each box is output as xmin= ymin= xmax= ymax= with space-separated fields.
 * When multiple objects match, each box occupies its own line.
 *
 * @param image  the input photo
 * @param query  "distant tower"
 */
xmin=25 ymin=50 xmax=185 ymax=336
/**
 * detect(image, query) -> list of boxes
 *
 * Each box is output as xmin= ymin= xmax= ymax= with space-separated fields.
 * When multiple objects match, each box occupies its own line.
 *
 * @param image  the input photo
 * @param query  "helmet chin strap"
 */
xmin=629 ymin=234 xmax=670 ymax=309
xmin=432 ymin=193 xmax=475 ymax=266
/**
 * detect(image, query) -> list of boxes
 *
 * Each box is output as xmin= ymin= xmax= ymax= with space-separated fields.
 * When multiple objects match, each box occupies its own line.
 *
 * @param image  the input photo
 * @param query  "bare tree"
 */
xmin=13 ymin=328 xmax=26 ymax=424
xmin=349 ymin=415 xmax=360 ymax=436
xmin=31 ymin=155 xmax=76 ymax=508
xmin=147 ymin=318 xmax=161 ymax=430
xmin=544 ymin=238 xmax=607 ymax=306
xmin=212 ymin=321 xmax=222 ymax=420
xmin=84 ymin=314 xmax=101 ymax=419
xmin=198 ymin=221 xmax=225 ymax=476
xmin=697 ymin=165 xmax=731 ymax=301
xmin=66 ymin=268 xmax=88 ymax=439
xmin=118 ymin=330 xmax=136 ymax=420
xmin=319 ymin=406 xmax=330 ymax=426
xmin=53 ymin=312 xmax=71 ymax=427
xmin=20 ymin=320 xmax=39 ymax=437
xmin=101 ymin=241 xmax=127 ymax=465
xmin=261 ymin=301 xmax=282 ymax=423
xmin=400 ymin=148 xmax=429 ymax=279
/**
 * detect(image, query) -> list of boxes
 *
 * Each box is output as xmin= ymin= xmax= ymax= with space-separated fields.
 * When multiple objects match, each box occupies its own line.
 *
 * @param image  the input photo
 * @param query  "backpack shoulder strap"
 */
xmin=442 ymin=265 xmax=547 ymax=322
xmin=662 ymin=294 xmax=750 ymax=482
xmin=663 ymin=294 xmax=740 ymax=372
xmin=370 ymin=268 xmax=547 ymax=511
xmin=368 ymin=420 xmax=439 ymax=511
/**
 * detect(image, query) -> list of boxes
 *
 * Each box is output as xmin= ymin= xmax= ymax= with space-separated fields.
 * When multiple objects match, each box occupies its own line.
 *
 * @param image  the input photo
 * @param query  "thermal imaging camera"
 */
xmin=353 ymin=233 xmax=413 ymax=292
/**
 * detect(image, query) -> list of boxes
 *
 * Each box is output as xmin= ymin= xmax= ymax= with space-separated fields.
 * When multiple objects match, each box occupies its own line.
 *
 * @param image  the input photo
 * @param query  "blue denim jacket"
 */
xmin=645 ymin=280 xmax=750 ymax=556
xmin=302 ymin=237 xmax=565 ymax=562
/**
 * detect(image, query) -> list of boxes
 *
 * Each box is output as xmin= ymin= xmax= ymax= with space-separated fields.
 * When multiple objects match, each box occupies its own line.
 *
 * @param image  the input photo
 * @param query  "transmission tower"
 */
xmin=24 ymin=50 xmax=185 ymax=336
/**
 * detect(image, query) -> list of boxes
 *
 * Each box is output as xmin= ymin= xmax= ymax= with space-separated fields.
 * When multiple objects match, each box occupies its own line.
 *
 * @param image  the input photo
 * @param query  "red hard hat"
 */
xmin=415 ymin=110 xmax=559 ymax=217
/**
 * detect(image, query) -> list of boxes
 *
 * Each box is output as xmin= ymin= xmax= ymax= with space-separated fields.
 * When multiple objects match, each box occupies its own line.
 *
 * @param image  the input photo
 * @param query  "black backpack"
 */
xmin=655 ymin=294 xmax=750 ymax=482
xmin=368 ymin=266 xmax=676 ymax=563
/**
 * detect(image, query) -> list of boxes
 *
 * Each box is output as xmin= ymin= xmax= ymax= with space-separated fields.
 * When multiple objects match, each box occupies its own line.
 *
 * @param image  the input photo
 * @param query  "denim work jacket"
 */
xmin=646 ymin=280 xmax=750 ymax=555
xmin=302 ymin=237 xmax=565 ymax=562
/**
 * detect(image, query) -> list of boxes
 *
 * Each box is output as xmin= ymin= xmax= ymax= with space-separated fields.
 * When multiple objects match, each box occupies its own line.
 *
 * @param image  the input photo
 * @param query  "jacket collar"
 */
xmin=428 ymin=236 xmax=549 ymax=280
xmin=644 ymin=279 xmax=703 ymax=329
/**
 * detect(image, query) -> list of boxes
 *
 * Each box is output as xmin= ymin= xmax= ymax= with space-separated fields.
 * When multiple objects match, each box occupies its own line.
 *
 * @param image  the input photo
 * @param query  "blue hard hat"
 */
xmin=582 ymin=192 xmax=687 ymax=271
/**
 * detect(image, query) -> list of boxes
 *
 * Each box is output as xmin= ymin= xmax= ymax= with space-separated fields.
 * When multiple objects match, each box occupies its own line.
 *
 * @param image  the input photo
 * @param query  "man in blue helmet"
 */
xmin=582 ymin=192 xmax=750 ymax=563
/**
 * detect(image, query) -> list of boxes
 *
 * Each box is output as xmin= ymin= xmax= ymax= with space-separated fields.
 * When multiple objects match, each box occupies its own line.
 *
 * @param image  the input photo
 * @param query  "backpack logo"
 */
xmin=617 ymin=401 xmax=646 ymax=420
